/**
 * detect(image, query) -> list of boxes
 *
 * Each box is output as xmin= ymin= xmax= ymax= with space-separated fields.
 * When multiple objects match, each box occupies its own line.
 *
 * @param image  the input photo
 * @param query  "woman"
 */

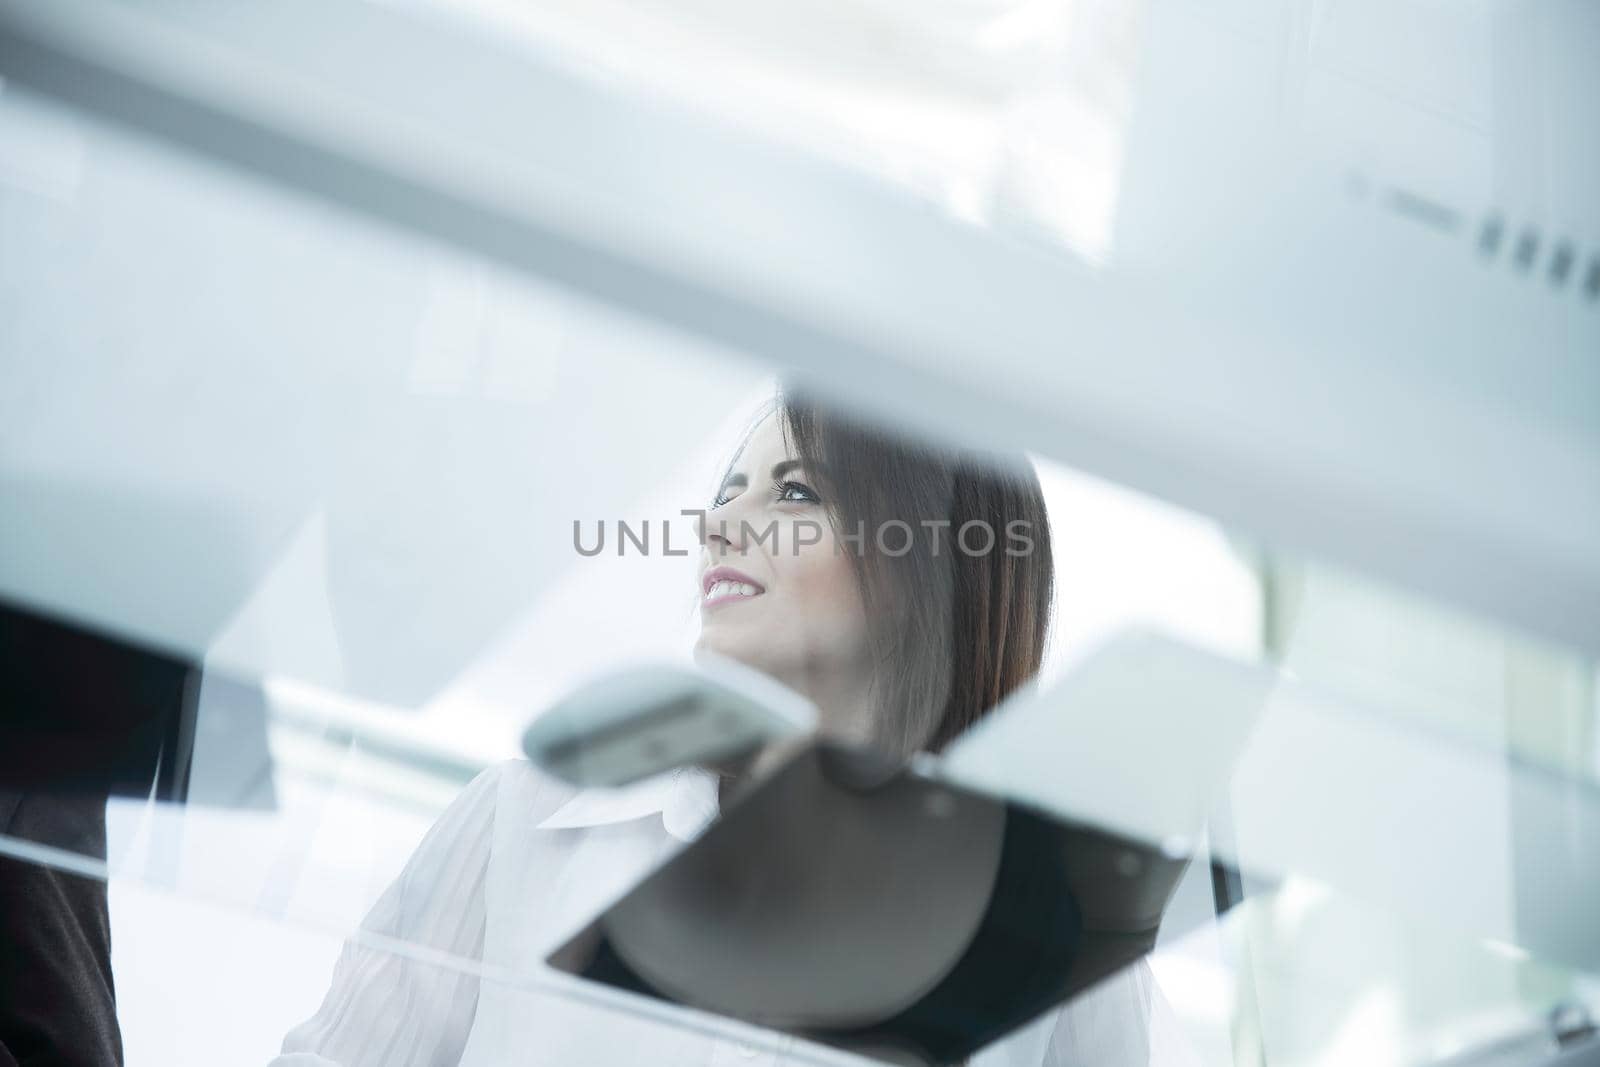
xmin=273 ymin=387 xmax=1180 ymax=1066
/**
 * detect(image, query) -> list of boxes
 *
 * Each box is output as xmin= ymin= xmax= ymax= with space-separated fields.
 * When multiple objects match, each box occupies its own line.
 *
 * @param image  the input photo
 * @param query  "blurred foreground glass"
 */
xmin=1 ymin=7 xmax=1597 ymax=1063
xmin=396 ymin=0 xmax=1146 ymax=264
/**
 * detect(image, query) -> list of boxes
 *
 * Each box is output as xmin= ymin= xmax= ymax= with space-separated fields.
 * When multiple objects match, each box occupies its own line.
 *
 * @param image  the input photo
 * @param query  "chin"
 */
xmin=693 ymin=630 xmax=768 ymax=676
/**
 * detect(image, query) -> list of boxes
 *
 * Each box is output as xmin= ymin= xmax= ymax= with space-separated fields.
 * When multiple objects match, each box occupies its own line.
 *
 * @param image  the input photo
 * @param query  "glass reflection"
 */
xmin=2 ymin=41 xmax=1596 ymax=1065
xmin=274 ymin=387 xmax=1192 ymax=1066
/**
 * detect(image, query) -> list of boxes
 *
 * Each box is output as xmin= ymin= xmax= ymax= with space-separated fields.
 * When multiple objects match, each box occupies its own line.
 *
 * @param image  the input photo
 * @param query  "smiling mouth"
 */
xmin=703 ymin=579 xmax=764 ymax=608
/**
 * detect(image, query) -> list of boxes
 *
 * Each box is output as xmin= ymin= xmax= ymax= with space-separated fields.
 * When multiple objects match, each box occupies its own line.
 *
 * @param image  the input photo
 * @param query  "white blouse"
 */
xmin=271 ymin=759 xmax=1197 ymax=1067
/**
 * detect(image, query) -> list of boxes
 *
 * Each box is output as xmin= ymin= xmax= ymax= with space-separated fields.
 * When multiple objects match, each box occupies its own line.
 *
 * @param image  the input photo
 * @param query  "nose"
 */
xmin=700 ymin=496 xmax=756 ymax=556
xmin=701 ymin=511 xmax=740 ymax=556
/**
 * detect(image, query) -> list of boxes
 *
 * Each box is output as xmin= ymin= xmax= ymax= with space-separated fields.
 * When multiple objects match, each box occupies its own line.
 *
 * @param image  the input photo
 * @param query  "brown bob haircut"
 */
xmin=726 ymin=385 xmax=1055 ymax=757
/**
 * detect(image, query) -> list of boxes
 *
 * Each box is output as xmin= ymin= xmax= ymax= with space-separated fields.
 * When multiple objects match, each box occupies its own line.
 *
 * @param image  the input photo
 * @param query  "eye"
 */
xmin=774 ymin=479 xmax=820 ymax=504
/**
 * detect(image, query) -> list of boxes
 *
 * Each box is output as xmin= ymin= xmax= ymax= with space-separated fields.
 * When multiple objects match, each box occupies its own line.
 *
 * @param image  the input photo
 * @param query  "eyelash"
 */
xmin=711 ymin=479 xmax=820 ymax=509
xmin=774 ymin=478 xmax=820 ymax=504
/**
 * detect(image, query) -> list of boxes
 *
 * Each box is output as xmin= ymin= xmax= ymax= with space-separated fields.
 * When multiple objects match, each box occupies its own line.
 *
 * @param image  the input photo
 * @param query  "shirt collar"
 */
xmin=534 ymin=765 xmax=722 ymax=842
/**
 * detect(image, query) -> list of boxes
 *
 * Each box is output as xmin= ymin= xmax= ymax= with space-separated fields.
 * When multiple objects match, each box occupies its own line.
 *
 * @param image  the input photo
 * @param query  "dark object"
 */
xmin=550 ymin=741 xmax=1191 ymax=1066
xmin=0 ymin=597 xmax=199 ymax=800
xmin=1478 ymin=215 xmax=1505 ymax=257
xmin=0 ymin=597 xmax=201 ymax=1066
xmin=0 ymin=790 xmax=123 ymax=1067
xmin=1513 ymin=228 xmax=1541 ymax=272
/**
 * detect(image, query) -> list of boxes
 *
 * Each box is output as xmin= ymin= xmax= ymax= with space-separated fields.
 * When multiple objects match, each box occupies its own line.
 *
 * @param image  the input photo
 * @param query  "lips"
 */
xmin=702 ymin=565 xmax=765 ymax=606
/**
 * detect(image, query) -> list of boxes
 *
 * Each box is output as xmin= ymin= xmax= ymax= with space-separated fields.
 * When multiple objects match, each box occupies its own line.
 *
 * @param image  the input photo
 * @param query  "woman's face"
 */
xmin=694 ymin=412 xmax=874 ymax=734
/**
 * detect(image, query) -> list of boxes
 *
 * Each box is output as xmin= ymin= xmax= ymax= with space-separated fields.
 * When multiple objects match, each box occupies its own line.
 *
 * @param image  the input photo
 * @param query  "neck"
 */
xmin=791 ymin=659 xmax=879 ymax=748
xmin=710 ymin=666 xmax=878 ymax=812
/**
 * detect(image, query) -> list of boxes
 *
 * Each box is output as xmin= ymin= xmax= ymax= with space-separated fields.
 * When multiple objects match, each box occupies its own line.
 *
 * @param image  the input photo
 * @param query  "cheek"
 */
xmin=694 ymin=529 xmax=874 ymax=679
xmin=783 ymin=542 xmax=870 ymax=644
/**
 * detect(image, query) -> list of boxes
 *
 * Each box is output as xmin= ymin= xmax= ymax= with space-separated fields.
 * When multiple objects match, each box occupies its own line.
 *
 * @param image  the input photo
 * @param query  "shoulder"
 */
xmin=467 ymin=758 xmax=583 ymax=829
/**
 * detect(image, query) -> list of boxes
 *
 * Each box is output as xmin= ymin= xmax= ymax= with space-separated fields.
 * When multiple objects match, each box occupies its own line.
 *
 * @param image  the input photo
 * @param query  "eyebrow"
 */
xmin=717 ymin=459 xmax=820 ymax=493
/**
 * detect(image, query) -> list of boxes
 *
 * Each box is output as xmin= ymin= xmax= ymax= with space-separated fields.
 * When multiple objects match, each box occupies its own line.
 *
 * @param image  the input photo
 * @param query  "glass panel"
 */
xmin=397 ymin=0 xmax=1146 ymax=264
xmin=0 ymin=84 xmax=1265 ymax=1065
xmin=2 ymin=12 xmax=1597 ymax=1067
xmin=1263 ymin=557 xmax=1599 ymax=787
